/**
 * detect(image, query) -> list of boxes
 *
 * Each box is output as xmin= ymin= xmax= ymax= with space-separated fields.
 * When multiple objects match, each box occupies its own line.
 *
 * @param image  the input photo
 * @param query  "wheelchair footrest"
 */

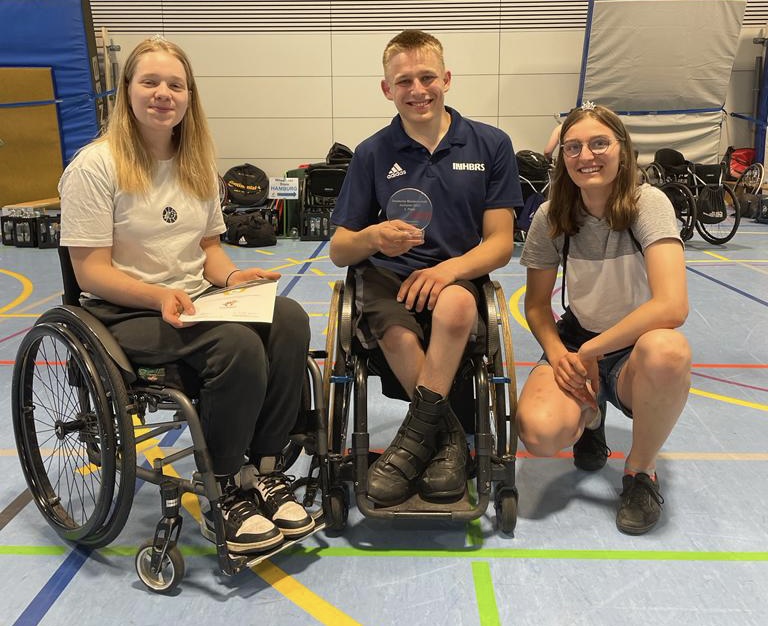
xmin=368 ymin=485 xmax=475 ymax=514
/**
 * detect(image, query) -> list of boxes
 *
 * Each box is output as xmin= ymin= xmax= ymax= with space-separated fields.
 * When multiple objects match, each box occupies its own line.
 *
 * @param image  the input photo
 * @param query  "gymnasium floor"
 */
xmin=1 ymin=221 xmax=767 ymax=626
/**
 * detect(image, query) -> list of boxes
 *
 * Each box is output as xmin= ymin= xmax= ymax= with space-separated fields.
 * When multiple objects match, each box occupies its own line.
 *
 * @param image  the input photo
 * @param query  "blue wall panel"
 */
xmin=0 ymin=0 xmax=100 ymax=164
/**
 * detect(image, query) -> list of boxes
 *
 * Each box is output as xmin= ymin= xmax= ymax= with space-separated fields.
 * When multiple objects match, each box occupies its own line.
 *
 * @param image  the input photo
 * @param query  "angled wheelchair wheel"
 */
xmin=696 ymin=185 xmax=740 ymax=245
xmin=324 ymin=280 xmax=351 ymax=454
xmin=13 ymin=322 xmax=117 ymax=543
xmin=733 ymin=162 xmax=764 ymax=198
xmin=28 ymin=308 xmax=137 ymax=548
xmin=485 ymin=282 xmax=518 ymax=457
xmin=659 ymin=182 xmax=696 ymax=242
xmin=644 ymin=163 xmax=665 ymax=187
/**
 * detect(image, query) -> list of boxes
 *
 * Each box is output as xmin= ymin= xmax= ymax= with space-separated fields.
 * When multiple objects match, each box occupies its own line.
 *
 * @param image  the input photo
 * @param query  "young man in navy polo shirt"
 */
xmin=329 ymin=29 xmax=522 ymax=507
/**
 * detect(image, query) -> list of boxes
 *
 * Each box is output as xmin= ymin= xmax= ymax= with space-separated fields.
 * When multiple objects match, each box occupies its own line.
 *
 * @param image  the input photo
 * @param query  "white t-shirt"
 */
xmin=520 ymin=184 xmax=682 ymax=333
xmin=59 ymin=141 xmax=225 ymax=298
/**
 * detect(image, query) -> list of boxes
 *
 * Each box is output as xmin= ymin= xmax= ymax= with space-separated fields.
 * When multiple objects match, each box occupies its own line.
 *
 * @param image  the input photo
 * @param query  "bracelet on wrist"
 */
xmin=225 ymin=269 xmax=239 ymax=287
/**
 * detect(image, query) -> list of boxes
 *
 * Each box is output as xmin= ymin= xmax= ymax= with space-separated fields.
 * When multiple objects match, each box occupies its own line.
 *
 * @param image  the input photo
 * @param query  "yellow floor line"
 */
xmin=689 ymin=387 xmax=768 ymax=412
xmin=0 ymin=269 xmax=34 ymax=314
xmin=253 ymin=560 xmax=361 ymax=625
xmin=509 ymin=284 xmax=529 ymax=331
xmin=658 ymin=452 xmax=768 ymax=461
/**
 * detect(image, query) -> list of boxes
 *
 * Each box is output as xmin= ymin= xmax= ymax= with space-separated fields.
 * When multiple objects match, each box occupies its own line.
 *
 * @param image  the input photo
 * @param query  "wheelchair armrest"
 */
xmin=52 ymin=305 xmax=137 ymax=384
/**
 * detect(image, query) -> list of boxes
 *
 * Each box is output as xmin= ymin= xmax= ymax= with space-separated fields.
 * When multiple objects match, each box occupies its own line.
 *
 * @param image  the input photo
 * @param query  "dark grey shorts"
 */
xmin=351 ymin=262 xmax=487 ymax=352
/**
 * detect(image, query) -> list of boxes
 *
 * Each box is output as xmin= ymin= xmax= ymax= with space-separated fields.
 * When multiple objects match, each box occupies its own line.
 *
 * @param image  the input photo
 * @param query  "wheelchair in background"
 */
xmin=515 ymin=149 xmax=552 ymax=242
xmin=732 ymin=162 xmax=765 ymax=221
xmin=645 ymin=148 xmax=740 ymax=245
xmin=11 ymin=247 xmax=327 ymax=593
xmin=318 ymin=271 xmax=519 ymax=534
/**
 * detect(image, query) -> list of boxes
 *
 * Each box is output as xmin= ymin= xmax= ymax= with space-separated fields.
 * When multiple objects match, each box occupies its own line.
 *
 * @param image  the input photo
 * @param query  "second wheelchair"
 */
xmin=317 ymin=271 xmax=520 ymax=534
xmin=645 ymin=148 xmax=740 ymax=245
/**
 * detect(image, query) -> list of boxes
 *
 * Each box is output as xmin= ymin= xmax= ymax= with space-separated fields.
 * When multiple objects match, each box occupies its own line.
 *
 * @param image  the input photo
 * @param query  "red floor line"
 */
xmin=691 ymin=363 xmax=768 ymax=369
xmin=0 ymin=326 xmax=33 ymax=344
xmin=691 ymin=371 xmax=768 ymax=393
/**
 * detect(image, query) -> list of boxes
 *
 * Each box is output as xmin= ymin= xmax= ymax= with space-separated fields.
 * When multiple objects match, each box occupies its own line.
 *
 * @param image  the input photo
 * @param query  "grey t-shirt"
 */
xmin=520 ymin=184 xmax=682 ymax=333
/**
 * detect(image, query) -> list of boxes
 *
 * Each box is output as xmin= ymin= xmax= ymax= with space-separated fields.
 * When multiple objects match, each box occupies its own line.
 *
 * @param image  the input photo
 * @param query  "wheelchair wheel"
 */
xmin=495 ymin=486 xmax=518 ymax=535
xmin=695 ymin=184 xmax=740 ymax=245
xmin=325 ymin=484 xmax=350 ymax=531
xmin=324 ymin=281 xmax=351 ymax=454
xmin=644 ymin=163 xmax=665 ymax=186
xmin=733 ymin=162 xmax=764 ymax=198
xmin=135 ymin=540 xmax=185 ymax=594
xmin=488 ymin=282 xmax=518 ymax=457
xmin=659 ymin=182 xmax=696 ymax=242
xmin=13 ymin=322 xmax=117 ymax=543
xmin=36 ymin=308 xmax=137 ymax=548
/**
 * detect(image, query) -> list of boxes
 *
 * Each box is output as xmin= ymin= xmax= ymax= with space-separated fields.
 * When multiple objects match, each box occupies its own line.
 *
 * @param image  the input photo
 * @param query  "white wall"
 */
xmin=108 ymin=26 xmax=766 ymax=178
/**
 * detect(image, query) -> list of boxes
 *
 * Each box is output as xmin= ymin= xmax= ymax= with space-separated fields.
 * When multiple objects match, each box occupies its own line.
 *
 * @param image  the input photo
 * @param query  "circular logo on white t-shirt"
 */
xmin=162 ymin=206 xmax=178 ymax=223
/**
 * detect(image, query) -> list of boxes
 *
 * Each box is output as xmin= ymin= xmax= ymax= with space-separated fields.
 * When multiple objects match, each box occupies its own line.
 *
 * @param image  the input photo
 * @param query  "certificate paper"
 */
xmin=178 ymin=279 xmax=277 ymax=323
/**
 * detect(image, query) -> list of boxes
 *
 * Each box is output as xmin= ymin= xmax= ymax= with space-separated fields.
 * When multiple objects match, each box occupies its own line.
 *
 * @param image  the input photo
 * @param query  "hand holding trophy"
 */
xmin=385 ymin=188 xmax=433 ymax=245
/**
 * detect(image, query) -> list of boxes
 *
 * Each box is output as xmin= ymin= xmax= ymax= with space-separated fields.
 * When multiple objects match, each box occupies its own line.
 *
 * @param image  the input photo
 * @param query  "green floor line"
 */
xmin=466 ymin=519 xmax=484 ymax=547
xmin=291 ymin=547 xmax=768 ymax=561
xmin=4 ymin=545 xmax=768 ymax=562
xmin=472 ymin=561 xmax=501 ymax=626
xmin=0 ymin=546 xmax=68 ymax=556
xmin=464 ymin=482 xmax=484 ymax=547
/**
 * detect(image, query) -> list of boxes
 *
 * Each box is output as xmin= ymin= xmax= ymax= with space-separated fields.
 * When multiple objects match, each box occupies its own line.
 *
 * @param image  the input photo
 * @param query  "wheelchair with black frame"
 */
xmin=645 ymin=148 xmax=740 ymax=244
xmin=317 ymin=270 xmax=519 ymax=534
xmin=11 ymin=247 xmax=328 ymax=594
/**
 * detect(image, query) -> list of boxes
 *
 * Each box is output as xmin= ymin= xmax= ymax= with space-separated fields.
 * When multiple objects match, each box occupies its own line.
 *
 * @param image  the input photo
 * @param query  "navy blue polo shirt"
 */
xmin=331 ymin=107 xmax=523 ymax=277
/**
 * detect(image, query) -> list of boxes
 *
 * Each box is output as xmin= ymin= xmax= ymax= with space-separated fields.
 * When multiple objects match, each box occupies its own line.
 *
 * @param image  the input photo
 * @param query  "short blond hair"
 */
xmin=382 ymin=30 xmax=445 ymax=70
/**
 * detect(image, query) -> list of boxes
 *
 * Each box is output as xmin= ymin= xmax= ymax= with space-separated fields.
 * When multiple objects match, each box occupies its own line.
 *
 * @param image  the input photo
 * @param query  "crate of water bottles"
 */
xmin=1 ymin=198 xmax=61 ymax=248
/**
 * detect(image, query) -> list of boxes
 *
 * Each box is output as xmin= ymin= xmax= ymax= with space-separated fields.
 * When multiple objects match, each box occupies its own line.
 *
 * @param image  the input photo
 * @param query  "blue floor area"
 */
xmin=1 ymin=223 xmax=767 ymax=626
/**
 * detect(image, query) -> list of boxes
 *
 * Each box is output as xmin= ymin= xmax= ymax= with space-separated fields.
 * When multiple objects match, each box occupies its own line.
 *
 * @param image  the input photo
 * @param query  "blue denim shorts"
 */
xmin=536 ymin=346 xmax=633 ymax=418
xmin=536 ymin=308 xmax=634 ymax=418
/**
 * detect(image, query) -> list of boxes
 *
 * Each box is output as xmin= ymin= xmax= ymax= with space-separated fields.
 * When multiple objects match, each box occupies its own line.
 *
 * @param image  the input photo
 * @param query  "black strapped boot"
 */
xmin=419 ymin=403 xmax=469 ymax=501
xmin=367 ymin=386 xmax=445 ymax=506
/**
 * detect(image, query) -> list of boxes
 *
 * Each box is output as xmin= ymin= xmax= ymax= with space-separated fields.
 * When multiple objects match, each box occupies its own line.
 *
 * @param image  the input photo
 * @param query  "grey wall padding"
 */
xmin=579 ymin=0 xmax=747 ymax=163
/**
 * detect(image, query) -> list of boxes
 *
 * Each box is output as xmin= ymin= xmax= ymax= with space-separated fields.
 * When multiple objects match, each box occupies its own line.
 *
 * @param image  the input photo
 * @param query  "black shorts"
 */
xmin=351 ymin=262 xmax=487 ymax=353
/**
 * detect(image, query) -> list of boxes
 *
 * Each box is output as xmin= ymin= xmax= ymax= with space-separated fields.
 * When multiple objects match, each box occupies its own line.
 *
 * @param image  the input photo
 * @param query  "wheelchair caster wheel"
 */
xmin=326 ymin=486 xmax=349 ymax=531
xmin=135 ymin=540 xmax=185 ymax=594
xmin=495 ymin=487 xmax=518 ymax=535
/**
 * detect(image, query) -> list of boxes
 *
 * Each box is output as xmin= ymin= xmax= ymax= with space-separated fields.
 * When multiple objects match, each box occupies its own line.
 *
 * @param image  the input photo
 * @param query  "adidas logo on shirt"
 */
xmin=387 ymin=163 xmax=406 ymax=179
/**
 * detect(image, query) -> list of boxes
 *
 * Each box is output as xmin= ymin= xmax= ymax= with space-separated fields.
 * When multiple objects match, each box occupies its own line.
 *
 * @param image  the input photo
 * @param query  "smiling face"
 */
xmin=381 ymin=48 xmax=451 ymax=131
xmin=128 ymin=50 xmax=189 ymax=145
xmin=561 ymin=117 xmax=622 ymax=200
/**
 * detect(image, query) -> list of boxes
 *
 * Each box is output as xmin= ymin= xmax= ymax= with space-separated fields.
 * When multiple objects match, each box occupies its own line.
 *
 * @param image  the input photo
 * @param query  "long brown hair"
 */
xmin=101 ymin=36 xmax=216 ymax=200
xmin=547 ymin=104 xmax=638 ymax=237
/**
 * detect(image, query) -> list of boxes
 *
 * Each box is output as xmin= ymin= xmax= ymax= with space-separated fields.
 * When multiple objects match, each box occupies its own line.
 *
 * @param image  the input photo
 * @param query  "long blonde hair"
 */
xmin=547 ymin=105 xmax=639 ymax=237
xmin=101 ymin=37 xmax=216 ymax=200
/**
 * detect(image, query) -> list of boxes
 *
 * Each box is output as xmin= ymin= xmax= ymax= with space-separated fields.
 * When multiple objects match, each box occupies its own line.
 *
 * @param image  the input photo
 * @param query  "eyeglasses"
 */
xmin=560 ymin=136 xmax=619 ymax=158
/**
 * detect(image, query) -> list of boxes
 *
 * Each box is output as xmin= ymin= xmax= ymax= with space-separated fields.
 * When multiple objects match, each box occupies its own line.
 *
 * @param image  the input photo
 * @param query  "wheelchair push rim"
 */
xmin=12 ymin=322 xmax=118 ymax=542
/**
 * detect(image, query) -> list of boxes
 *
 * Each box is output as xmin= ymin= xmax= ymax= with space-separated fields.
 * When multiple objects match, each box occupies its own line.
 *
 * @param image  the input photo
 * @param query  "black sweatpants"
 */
xmin=83 ymin=296 xmax=311 ymax=475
